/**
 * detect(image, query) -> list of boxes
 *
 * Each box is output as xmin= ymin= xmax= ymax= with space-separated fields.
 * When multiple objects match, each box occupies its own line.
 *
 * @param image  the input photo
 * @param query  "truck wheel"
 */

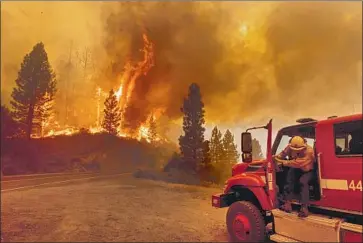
xmin=226 ymin=201 xmax=265 ymax=242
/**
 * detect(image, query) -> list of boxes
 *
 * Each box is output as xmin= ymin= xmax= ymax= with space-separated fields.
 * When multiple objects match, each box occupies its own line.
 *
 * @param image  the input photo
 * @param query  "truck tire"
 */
xmin=226 ymin=201 xmax=265 ymax=242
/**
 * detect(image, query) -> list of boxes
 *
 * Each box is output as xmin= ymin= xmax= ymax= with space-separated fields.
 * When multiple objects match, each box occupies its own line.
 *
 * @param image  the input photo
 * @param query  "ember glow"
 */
xmin=138 ymin=125 xmax=150 ymax=141
xmin=46 ymin=127 xmax=76 ymax=137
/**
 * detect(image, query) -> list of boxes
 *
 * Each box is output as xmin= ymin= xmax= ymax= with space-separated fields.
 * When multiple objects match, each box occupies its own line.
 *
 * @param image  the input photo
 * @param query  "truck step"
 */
xmin=270 ymin=234 xmax=301 ymax=242
xmin=271 ymin=209 xmax=342 ymax=242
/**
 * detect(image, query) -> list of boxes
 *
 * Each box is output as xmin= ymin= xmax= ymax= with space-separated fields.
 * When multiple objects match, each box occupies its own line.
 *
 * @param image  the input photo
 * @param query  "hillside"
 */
xmin=1 ymin=134 xmax=177 ymax=176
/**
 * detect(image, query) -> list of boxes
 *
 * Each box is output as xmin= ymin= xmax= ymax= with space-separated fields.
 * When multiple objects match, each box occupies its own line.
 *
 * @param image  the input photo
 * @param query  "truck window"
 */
xmin=334 ymin=120 xmax=363 ymax=156
xmin=275 ymin=135 xmax=315 ymax=157
xmin=335 ymin=138 xmax=346 ymax=150
xmin=276 ymin=135 xmax=291 ymax=156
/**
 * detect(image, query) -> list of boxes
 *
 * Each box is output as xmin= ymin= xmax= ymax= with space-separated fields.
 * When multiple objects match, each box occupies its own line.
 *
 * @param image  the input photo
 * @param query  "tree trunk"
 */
xmin=27 ymin=104 xmax=34 ymax=140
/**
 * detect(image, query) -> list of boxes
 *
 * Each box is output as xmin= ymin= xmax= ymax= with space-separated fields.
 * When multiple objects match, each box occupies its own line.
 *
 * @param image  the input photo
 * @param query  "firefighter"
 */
xmin=349 ymin=129 xmax=363 ymax=154
xmin=273 ymin=136 xmax=316 ymax=217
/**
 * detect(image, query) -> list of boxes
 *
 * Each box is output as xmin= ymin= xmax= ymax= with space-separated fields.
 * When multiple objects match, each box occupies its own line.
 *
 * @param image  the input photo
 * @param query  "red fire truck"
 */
xmin=212 ymin=114 xmax=362 ymax=242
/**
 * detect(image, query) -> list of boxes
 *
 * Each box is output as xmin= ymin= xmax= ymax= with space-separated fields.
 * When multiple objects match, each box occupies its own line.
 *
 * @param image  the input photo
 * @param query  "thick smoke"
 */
xmin=100 ymin=1 xmax=232 ymax=129
xmin=264 ymin=2 xmax=362 ymax=118
xmin=101 ymin=1 xmax=362 ymax=128
xmin=2 ymin=1 xmax=361 ymax=134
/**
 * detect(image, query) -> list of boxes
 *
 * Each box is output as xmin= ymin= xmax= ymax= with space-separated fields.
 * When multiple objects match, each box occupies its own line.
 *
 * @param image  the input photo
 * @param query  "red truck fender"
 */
xmin=224 ymin=173 xmax=273 ymax=210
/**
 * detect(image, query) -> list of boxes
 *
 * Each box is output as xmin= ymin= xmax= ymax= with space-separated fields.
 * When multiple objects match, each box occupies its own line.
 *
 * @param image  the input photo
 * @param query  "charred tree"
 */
xmin=179 ymin=83 xmax=205 ymax=172
xmin=102 ymin=89 xmax=121 ymax=135
xmin=10 ymin=42 xmax=57 ymax=139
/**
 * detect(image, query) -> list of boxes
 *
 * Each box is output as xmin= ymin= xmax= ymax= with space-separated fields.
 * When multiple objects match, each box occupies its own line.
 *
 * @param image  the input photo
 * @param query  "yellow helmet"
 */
xmin=289 ymin=136 xmax=307 ymax=151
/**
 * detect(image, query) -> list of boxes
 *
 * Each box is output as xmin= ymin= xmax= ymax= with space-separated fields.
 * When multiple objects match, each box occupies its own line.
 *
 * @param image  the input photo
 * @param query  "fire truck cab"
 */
xmin=212 ymin=114 xmax=362 ymax=242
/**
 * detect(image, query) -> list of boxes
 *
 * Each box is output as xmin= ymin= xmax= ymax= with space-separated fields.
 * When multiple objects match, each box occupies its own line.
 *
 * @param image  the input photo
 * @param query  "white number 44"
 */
xmin=348 ymin=180 xmax=362 ymax=191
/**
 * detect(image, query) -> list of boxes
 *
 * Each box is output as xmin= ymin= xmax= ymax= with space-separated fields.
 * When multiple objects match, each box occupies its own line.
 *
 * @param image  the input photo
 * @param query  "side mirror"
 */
xmin=241 ymin=132 xmax=253 ymax=163
xmin=241 ymin=132 xmax=252 ymax=153
xmin=242 ymin=153 xmax=252 ymax=163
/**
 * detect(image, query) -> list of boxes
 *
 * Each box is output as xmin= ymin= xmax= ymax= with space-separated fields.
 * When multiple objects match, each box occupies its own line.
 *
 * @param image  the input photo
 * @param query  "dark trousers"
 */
xmin=284 ymin=168 xmax=314 ymax=205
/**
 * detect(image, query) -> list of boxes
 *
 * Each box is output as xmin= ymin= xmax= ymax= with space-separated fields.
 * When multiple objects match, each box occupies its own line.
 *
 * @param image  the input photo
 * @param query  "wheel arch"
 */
xmin=229 ymin=186 xmax=262 ymax=210
xmin=227 ymin=184 xmax=272 ymax=210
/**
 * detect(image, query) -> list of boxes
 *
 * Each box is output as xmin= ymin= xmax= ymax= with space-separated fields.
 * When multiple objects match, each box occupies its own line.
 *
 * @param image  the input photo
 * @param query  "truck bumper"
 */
xmin=212 ymin=193 xmax=234 ymax=208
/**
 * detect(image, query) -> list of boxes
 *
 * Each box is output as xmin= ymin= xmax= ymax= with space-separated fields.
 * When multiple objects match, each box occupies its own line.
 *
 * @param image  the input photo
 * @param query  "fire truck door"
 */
xmin=316 ymin=120 xmax=362 ymax=213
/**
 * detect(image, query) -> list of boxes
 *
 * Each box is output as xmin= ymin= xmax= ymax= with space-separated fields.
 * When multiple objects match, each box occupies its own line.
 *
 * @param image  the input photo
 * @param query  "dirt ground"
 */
xmin=1 ymin=174 xmax=229 ymax=242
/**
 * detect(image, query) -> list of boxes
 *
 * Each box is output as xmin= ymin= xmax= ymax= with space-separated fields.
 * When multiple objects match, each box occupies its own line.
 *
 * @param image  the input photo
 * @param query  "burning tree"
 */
xmin=34 ymin=92 xmax=56 ymax=137
xmin=147 ymin=114 xmax=157 ymax=143
xmin=10 ymin=42 xmax=57 ymax=139
xmin=102 ymin=89 xmax=121 ymax=135
xmin=179 ymin=83 xmax=205 ymax=172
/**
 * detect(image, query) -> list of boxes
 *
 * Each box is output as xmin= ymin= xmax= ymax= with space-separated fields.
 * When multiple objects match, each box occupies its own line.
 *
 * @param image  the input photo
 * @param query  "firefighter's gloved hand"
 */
xmin=273 ymin=156 xmax=285 ymax=165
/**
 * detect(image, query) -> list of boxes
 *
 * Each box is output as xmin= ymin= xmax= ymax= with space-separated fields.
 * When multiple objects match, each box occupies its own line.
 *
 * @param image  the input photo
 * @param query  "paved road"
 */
xmin=1 ymin=172 xmax=100 ymax=191
xmin=2 ymin=172 xmax=95 ymax=181
xmin=1 ymin=173 xmax=228 ymax=242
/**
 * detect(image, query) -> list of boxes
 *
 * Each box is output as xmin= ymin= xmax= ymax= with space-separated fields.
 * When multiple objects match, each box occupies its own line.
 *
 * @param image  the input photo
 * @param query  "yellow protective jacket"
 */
xmin=276 ymin=144 xmax=315 ymax=172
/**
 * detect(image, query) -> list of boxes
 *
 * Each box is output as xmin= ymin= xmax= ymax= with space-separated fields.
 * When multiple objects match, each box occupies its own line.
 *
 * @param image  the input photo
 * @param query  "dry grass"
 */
xmin=133 ymin=168 xmax=223 ymax=189
xmin=1 ymin=174 xmax=228 ymax=242
xmin=133 ymin=168 xmax=200 ymax=185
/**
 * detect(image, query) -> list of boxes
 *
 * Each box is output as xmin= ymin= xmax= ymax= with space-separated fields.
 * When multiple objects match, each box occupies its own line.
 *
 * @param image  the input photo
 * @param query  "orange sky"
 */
xmin=1 ymin=1 xmax=362 ymax=146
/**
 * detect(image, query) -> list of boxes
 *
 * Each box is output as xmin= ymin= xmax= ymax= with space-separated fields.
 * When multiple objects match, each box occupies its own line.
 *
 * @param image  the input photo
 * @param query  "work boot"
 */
xmin=298 ymin=205 xmax=309 ymax=218
xmin=280 ymin=201 xmax=292 ymax=213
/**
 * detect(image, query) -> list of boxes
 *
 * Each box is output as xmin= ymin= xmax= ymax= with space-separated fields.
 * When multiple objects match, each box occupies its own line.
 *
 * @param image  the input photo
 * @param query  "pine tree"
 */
xmin=179 ymin=83 xmax=205 ymax=172
xmin=252 ymin=138 xmax=264 ymax=160
xmin=210 ymin=126 xmax=224 ymax=165
xmin=10 ymin=42 xmax=57 ymax=139
xmin=200 ymin=139 xmax=217 ymax=182
xmin=222 ymin=129 xmax=239 ymax=165
xmin=201 ymin=140 xmax=212 ymax=169
xmin=102 ymin=89 xmax=121 ymax=135
xmin=148 ymin=114 xmax=157 ymax=143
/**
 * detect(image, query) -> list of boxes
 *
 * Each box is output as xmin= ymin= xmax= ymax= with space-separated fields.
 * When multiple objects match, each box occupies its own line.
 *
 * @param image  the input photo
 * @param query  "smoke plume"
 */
xmin=100 ymin=1 xmax=362 ymax=128
xmin=2 ymin=1 xmax=361 ymax=134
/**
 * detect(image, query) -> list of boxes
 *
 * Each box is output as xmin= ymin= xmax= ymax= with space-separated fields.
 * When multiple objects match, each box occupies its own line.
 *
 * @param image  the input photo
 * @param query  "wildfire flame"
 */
xmin=114 ymin=33 xmax=155 ymax=137
xmin=138 ymin=125 xmax=150 ymax=141
xmin=115 ymin=83 xmax=124 ymax=101
xmin=42 ymin=33 xmax=159 ymax=143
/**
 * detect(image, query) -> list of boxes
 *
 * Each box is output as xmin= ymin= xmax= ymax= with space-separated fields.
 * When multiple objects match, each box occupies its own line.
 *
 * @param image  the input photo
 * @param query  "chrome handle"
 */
xmin=317 ymin=152 xmax=323 ymax=196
